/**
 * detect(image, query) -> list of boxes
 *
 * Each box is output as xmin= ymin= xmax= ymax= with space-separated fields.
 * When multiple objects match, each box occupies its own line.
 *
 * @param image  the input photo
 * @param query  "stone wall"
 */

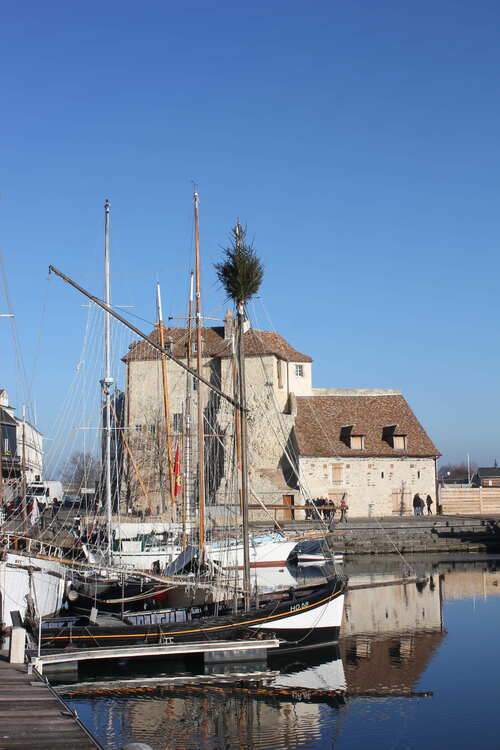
xmin=299 ymin=455 xmax=437 ymax=517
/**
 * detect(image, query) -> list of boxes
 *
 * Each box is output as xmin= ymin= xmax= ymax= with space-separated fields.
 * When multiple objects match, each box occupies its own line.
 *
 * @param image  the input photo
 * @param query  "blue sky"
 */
xmin=1 ymin=0 xmax=500 ymax=466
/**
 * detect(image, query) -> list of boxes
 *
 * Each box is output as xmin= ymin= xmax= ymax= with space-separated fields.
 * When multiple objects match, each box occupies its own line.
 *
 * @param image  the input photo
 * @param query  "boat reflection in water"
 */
xmin=61 ymin=556 xmax=496 ymax=749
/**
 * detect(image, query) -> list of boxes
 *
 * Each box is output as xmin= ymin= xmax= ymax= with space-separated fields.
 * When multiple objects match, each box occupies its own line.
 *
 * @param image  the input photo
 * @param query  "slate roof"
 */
xmin=123 ymin=324 xmax=312 ymax=363
xmin=294 ymin=394 xmax=439 ymax=458
xmin=0 ymin=406 xmax=16 ymax=426
xmin=476 ymin=467 xmax=500 ymax=478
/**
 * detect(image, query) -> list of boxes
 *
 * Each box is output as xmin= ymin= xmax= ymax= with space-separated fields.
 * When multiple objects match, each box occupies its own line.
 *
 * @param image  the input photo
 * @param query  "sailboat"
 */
xmin=36 ymin=194 xmax=346 ymax=648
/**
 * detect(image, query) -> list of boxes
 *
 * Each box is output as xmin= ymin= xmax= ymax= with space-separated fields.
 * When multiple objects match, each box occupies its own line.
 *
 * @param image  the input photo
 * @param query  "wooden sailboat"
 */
xmin=38 ymin=573 xmax=345 ymax=649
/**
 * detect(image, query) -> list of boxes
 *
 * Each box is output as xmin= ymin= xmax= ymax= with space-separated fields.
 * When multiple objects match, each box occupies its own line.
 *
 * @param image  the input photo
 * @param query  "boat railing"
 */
xmin=0 ymin=533 xmax=64 ymax=561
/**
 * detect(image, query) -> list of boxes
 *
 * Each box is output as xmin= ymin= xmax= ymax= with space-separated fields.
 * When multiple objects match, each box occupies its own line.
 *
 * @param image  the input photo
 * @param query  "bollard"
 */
xmin=9 ymin=626 xmax=26 ymax=664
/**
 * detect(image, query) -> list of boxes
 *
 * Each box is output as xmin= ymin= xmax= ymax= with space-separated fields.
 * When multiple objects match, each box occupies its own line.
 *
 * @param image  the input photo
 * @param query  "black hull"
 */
xmin=38 ymin=576 xmax=345 ymax=651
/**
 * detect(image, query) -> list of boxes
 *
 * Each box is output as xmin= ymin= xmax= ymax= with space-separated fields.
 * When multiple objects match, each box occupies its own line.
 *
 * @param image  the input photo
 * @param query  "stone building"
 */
xmin=294 ymin=390 xmax=439 ymax=517
xmin=122 ymin=315 xmax=439 ymax=519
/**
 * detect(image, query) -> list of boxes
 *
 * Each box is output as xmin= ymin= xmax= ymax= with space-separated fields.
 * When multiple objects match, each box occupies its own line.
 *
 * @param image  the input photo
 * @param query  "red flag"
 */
xmin=174 ymin=445 xmax=182 ymax=497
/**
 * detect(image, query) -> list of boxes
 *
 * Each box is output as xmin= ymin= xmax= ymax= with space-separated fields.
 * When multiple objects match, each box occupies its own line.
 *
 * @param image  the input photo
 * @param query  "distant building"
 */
xmin=0 ymin=389 xmax=43 ymax=498
xmin=0 ymin=396 xmax=20 ymax=489
xmin=122 ymin=316 xmax=440 ymax=518
xmin=471 ymin=467 xmax=500 ymax=488
xmin=441 ymin=473 xmax=469 ymax=486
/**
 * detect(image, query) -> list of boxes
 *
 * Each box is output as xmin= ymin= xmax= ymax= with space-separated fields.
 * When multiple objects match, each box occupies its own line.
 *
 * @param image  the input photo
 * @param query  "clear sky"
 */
xmin=1 ymin=0 xmax=500 ymax=466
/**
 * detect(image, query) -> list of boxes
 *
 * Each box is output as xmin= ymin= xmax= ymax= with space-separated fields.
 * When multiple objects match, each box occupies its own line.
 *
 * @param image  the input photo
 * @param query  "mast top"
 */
xmin=156 ymin=282 xmax=164 ymax=324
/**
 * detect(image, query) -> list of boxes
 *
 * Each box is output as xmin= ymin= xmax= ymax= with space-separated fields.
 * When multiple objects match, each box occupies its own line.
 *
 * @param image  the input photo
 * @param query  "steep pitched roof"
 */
xmin=294 ymin=393 xmax=439 ymax=458
xmin=123 ymin=324 xmax=312 ymax=363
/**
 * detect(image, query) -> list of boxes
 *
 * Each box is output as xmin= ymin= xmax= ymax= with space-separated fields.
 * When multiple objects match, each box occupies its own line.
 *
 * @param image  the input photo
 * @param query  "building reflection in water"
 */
xmin=339 ymin=563 xmax=444 ymax=698
xmin=440 ymin=558 xmax=500 ymax=600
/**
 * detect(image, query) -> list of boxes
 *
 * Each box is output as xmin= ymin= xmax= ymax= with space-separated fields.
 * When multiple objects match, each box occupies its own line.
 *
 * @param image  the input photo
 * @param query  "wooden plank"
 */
xmin=0 ymin=686 xmax=50 ymax=693
xmin=0 ymin=693 xmax=58 ymax=705
xmin=0 ymin=744 xmax=93 ymax=749
xmin=0 ymin=723 xmax=85 ymax=733
xmin=0 ymin=704 xmax=64 ymax=721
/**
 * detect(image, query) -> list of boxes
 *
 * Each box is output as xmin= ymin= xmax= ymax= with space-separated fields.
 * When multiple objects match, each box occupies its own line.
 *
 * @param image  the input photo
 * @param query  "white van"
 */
xmin=26 ymin=480 xmax=63 ymax=507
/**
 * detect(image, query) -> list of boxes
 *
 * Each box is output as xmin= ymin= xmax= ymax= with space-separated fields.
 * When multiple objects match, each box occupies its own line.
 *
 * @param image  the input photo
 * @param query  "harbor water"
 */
xmin=61 ymin=554 xmax=500 ymax=749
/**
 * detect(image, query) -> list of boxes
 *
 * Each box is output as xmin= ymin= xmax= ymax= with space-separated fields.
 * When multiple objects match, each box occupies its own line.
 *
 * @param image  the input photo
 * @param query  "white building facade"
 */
xmin=0 ymin=389 xmax=43 ymax=489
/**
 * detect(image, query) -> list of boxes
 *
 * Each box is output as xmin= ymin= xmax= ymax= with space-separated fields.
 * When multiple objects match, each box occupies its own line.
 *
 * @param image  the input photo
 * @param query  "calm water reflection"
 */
xmin=64 ymin=555 xmax=500 ymax=749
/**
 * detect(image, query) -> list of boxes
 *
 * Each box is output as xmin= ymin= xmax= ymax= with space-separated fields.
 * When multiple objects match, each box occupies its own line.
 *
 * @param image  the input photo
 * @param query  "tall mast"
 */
xmin=21 ymin=404 xmax=27 ymax=524
xmin=194 ymin=192 xmax=205 ymax=556
xmin=235 ymin=225 xmax=251 ymax=611
xmin=183 ymin=270 xmax=194 ymax=547
xmin=156 ymin=283 xmax=175 ymax=510
xmin=102 ymin=199 xmax=113 ymax=563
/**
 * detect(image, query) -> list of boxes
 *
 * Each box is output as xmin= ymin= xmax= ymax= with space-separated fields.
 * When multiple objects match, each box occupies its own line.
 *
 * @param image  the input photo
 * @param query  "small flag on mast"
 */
xmin=174 ymin=444 xmax=182 ymax=497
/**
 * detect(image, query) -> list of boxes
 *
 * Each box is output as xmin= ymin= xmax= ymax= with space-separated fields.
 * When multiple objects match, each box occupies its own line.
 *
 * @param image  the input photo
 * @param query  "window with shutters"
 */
xmin=331 ymin=464 xmax=343 ymax=484
xmin=277 ymin=359 xmax=283 ymax=389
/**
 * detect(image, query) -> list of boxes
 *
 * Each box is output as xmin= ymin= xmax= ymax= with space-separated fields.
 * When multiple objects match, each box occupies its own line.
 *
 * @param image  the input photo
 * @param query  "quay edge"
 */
xmin=325 ymin=515 xmax=500 ymax=555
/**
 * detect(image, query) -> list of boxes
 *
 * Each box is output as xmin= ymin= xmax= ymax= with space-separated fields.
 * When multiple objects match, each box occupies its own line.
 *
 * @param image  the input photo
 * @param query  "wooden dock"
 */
xmin=0 ymin=654 xmax=100 ymax=749
xmin=32 ymin=637 xmax=280 ymax=674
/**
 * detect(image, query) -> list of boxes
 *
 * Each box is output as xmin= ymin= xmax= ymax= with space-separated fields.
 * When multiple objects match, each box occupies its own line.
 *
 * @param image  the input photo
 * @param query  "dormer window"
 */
xmin=340 ymin=425 xmax=365 ymax=450
xmin=383 ymin=425 xmax=407 ymax=450
xmin=393 ymin=435 xmax=407 ymax=450
xmin=295 ymin=365 xmax=304 ymax=377
xmin=350 ymin=435 xmax=365 ymax=450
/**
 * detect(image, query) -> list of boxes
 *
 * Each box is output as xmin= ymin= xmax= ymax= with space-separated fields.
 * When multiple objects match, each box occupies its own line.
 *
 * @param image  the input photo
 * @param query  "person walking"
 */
xmin=412 ymin=493 xmax=421 ymax=516
xmin=339 ymin=498 xmax=348 ymax=523
xmin=305 ymin=498 xmax=312 ymax=520
xmin=426 ymin=494 xmax=433 ymax=514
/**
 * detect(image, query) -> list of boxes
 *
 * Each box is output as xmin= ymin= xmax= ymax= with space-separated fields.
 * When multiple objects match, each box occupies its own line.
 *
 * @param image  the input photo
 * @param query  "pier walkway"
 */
xmin=0 ymin=653 xmax=100 ymax=749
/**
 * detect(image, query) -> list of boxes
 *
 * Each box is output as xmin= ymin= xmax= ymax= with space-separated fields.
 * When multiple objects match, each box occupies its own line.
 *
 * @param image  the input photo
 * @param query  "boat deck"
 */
xmin=0 ymin=653 xmax=100 ymax=749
